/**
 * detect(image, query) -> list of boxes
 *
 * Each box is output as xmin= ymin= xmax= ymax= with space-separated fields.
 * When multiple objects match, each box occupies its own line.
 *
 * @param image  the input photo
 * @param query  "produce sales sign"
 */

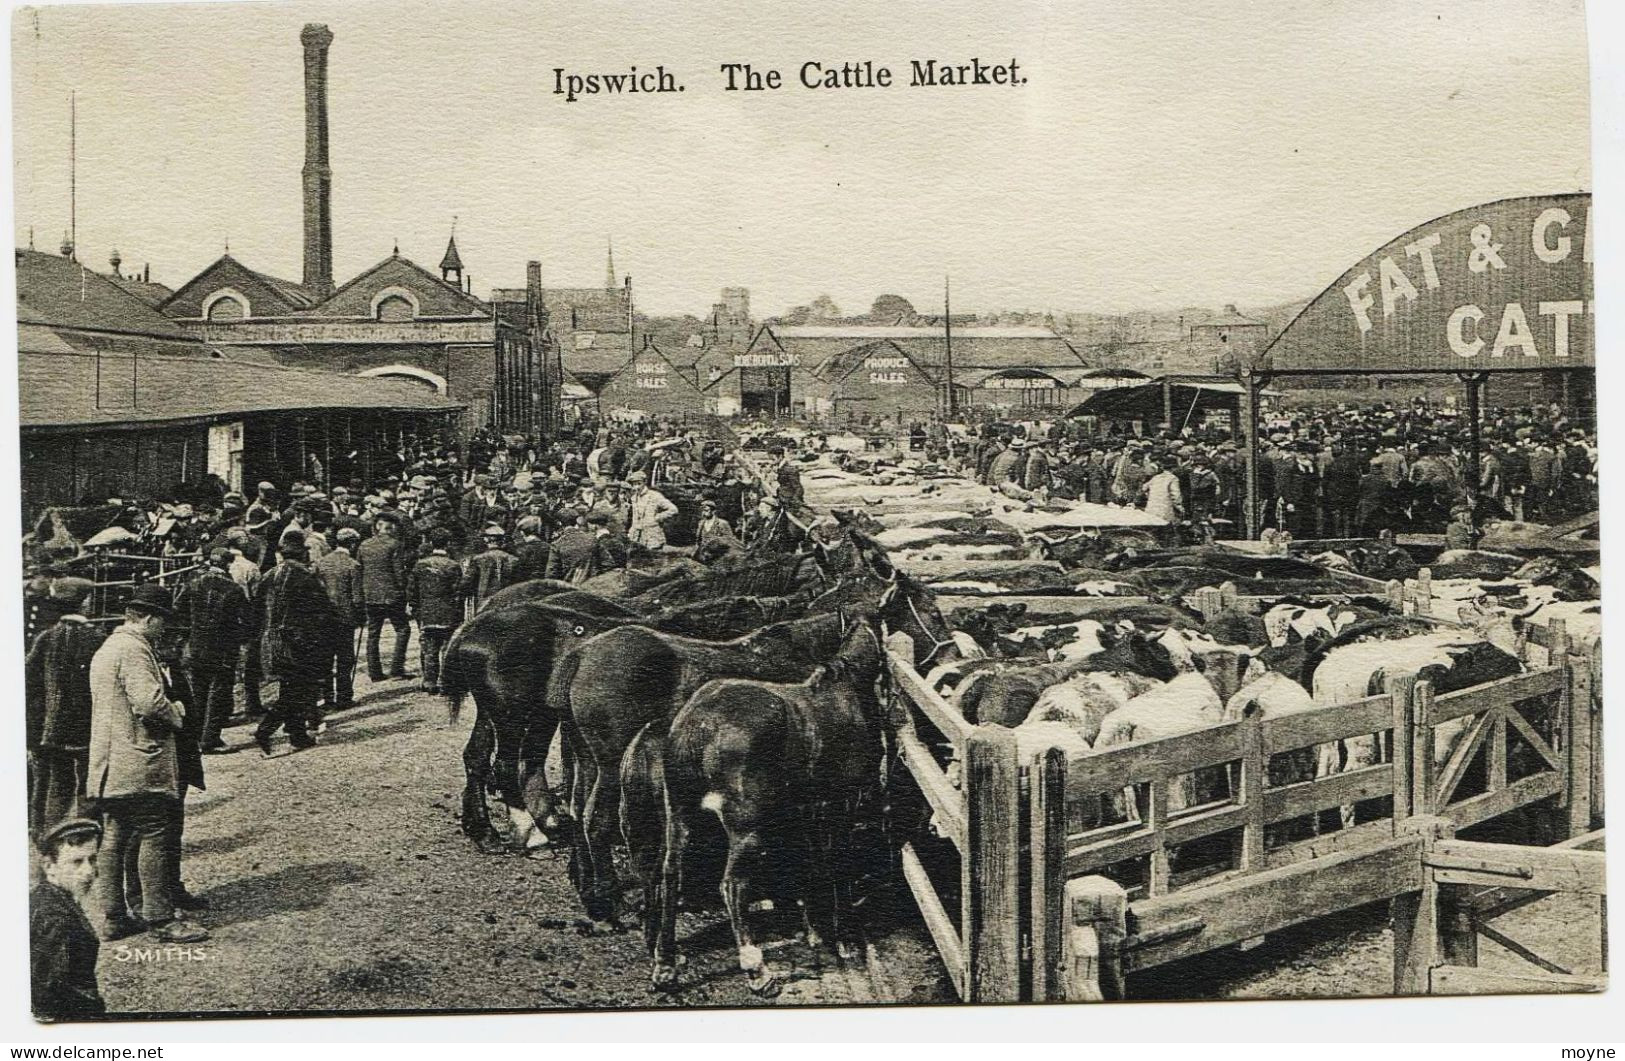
xmin=1262 ymin=193 xmax=1592 ymax=373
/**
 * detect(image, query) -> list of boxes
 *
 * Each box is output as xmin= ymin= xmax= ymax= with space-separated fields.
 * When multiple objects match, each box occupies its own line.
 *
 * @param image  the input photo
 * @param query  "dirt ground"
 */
xmin=95 ymin=647 xmax=1603 ymax=1018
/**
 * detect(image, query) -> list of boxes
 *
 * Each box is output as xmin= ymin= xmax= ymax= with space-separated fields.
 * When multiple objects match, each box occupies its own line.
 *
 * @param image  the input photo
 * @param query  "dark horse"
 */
xmin=556 ymin=559 xmax=958 ymax=923
xmin=442 ymin=592 xmax=815 ymax=853
xmin=635 ymin=619 xmax=890 ymax=995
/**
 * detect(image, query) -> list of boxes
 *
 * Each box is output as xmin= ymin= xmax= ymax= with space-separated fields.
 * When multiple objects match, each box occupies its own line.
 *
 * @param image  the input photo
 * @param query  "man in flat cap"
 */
xmin=88 ymin=584 xmax=207 ymax=943
xmin=31 ymin=817 xmax=106 ymax=1021
xmin=172 ymin=548 xmax=248 ymax=754
xmin=408 ymin=528 xmax=464 ymax=694
xmin=315 ymin=526 xmax=365 ymax=713
xmin=461 ymin=525 xmax=517 ymax=612
xmin=26 ymin=577 xmax=103 ymax=837
xmin=254 ymin=532 xmax=339 ymax=754
xmin=357 ymin=513 xmax=412 ymax=682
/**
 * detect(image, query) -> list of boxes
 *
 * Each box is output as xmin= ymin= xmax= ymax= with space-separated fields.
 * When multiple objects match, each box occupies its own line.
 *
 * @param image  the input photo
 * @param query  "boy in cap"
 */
xmin=31 ymin=818 xmax=107 ymax=1020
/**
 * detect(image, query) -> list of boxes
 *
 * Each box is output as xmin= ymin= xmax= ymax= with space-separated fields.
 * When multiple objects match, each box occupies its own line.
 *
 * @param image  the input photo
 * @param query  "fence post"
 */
xmin=1029 ymin=745 xmax=1068 ymax=1002
xmin=1391 ymin=814 xmax=1456 ymax=995
xmin=1386 ymin=578 xmax=1405 ymax=613
xmin=1559 ymin=623 xmax=1594 ymax=837
xmin=1389 ymin=672 xmax=1419 ymax=822
xmin=1415 ymin=568 xmax=1433 ymax=617
xmin=1411 ymin=679 xmax=1436 ymax=818
xmin=1062 ymin=875 xmax=1127 ymax=1001
xmin=963 ymin=724 xmax=1022 ymax=1003
xmin=1586 ymin=637 xmax=1603 ymax=827
xmin=1236 ymin=702 xmax=1266 ymax=871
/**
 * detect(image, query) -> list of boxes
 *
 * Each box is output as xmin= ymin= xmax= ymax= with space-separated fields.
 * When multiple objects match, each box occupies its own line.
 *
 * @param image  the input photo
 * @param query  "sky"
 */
xmin=8 ymin=0 xmax=1593 ymax=318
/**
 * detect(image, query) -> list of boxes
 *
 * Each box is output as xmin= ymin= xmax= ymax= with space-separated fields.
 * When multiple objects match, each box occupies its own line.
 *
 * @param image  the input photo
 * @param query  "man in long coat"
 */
xmin=357 ymin=515 xmax=411 ymax=681
xmin=254 ymin=533 xmax=339 ymax=754
xmin=87 ymin=584 xmax=207 ymax=943
xmin=407 ymin=528 xmax=464 ymax=694
xmin=173 ymin=549 xmax=247 ymax=753
xmin=314 ymin=527 xmax=364 ymax=711
xmin=25 ymin=578 xmax=103 ymax=837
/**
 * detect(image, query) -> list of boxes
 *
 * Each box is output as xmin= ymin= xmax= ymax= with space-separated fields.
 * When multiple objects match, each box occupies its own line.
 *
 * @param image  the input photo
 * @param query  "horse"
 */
xmin=442 ymin=592 xmax=831 ymax=853
xmin=552 ymin=611 xmax=854 ymax=922
xmin=558 ymin=564 xmax=956 ymax=922
xmin=642 ymin=620 xmax=890 ymax=994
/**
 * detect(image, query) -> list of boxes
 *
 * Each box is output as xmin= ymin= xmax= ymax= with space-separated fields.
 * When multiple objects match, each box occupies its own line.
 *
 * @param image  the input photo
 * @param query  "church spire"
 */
xmin=605 ymin=237 xmax=616 ymax=290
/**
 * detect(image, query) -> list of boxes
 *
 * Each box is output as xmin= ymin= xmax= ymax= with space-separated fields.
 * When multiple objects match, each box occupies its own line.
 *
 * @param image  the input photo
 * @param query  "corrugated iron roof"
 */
xmin=20 ymin=350 xmax=462 ymax=431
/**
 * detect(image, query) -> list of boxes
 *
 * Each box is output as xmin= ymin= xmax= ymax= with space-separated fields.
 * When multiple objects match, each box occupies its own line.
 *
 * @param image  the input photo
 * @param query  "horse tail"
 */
xmin=442 ymin=625 xmax=476 ymax=724
xmin=546 ymin=646 xmax=583 ymax=731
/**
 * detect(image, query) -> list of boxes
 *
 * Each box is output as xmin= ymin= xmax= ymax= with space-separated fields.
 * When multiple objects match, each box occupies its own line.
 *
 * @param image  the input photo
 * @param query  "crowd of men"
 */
xmin=23 ymin=398 xmax=1596 ymax=1018
xmin=951 ymin=399 xmax=1598 ymax=544
xmin=23 ymin=415 xmax=826 ymax=1017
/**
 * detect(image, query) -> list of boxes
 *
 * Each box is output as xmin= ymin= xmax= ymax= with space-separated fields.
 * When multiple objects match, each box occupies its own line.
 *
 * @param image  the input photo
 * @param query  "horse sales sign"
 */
xmin=1262 ymin=193 xmax=1593 ymax=373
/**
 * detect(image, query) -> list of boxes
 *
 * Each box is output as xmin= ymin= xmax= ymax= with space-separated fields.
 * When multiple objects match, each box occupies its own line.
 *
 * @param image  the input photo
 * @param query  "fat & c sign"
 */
xmin=1263 ymin=193 xmax=1593 ymax=372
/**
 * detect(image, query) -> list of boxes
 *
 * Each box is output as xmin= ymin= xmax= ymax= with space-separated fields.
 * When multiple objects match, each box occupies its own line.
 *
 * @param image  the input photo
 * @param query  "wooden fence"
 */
xmin=887 ymin=620 xmax=1602 ymax=1003
xmin=1396 ymin=827 xmax=1605 ymax=995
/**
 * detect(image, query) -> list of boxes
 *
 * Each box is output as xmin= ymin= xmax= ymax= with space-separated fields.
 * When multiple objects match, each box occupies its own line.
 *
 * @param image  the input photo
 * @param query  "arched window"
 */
xmin=203 ymin=289 xmax=249 ymax=321
xmin=375 ymin=295 xmax=416 ymax=322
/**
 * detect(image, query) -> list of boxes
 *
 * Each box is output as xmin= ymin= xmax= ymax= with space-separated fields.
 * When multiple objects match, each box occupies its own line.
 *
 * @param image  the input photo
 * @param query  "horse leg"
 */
xmin=721 ymin=828 xmax=779 ymax=996
xmin=651 ymin=806 xmax=688 ymax=989
xmin=580 ymin=756 xmax=622 ymax=926
xmin=460 ymin=712 xmax=505 ymax=853
xmin=515 ymin=713 xmax=559 ymax=851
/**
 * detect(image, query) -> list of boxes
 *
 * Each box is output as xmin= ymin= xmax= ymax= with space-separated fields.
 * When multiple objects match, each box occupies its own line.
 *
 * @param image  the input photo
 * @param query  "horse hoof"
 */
xmin=802 ymin=929 xmax=824 ymax=950
xmin=747 ymin=970 xmax=782 ymax=998
xmin=836 ymin=941 xmax=858 ymax=961
xmin=651 ymin=964 xmax=680 ymax=991
xmin=474 ymin=833 xmax=508 ymax=855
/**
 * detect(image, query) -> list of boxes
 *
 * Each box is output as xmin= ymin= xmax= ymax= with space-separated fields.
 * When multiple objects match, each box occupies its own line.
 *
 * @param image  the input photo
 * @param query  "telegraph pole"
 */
xmin=943 ymin=276 xmax=957 ymax=419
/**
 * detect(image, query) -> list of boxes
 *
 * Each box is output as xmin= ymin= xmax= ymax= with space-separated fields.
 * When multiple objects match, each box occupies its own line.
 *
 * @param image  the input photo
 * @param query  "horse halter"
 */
xmin=882 ymin=572 xmax=955 ymax=667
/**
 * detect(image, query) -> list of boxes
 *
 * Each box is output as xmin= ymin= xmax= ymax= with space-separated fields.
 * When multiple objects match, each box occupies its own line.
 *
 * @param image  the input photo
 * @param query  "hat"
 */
xmin=586 ymin=511 xmax=611 ymax=526
xmin=48 ymin=576 xmax=96 ymax=605
xmin=256 ymin=481 xmax=277 ymax=495
xmin=38 ymin=816 xmax=101 ymax=854
xmin=336 ymin=527 xmax=362 ymax=544
xmin=429 ymin=527 xmax=453 ymax=549
xmin=628 ymin=470 xmax=649 ymax=483
xmin=172 ymin=504 xmax=195 ymax=519
xmin=700 ymin=499 xmax=716 ymax=509
xmin=331 ymin=486 xmax=349 ymax=497
xmin=208 ymin=547 xmax=233 ymax=567
xmin=126 ymin=583 xmax=175 ymax=618
xmin=517 ymin=515 xmax=543 ymax=535
xmin=482 ymin=524 xmax=506 ymax=539
xmin=474 ymin=473 xmax=492 ymax=487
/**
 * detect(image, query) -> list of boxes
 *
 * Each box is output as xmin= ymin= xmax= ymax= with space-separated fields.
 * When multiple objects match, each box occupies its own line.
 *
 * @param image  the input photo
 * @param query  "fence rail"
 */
xmin=886 ymin=617 xmax=1602 ymax=1003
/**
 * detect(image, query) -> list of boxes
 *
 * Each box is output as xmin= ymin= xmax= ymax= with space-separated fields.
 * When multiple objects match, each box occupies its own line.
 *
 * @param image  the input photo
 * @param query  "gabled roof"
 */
xmin=816 ymin=338 xmax=940 ymax=385
xmin=20 ymin=349 xmax=462 ymax=431
xmin=308 ymin=252 xmax=490 ymax=319
xmin=1190 ymin=305 xmax=1267 ymax=328
xmin=16 ymin=250 xmax=197 ymax=340
xmin=753 ymin=322 xmax=1085 ymax=375
xmin=161 ymin=254 xmax=318 ymax=318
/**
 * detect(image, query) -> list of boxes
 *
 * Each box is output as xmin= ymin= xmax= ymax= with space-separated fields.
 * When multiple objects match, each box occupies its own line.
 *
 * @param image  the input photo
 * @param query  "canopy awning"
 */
xmin=1064 ymin=380 xmax=1243 ymax=420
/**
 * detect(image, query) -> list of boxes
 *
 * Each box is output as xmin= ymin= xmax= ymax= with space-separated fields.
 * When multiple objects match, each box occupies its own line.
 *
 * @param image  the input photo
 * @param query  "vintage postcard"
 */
xmin=7 ymin=0 xmax=1605 ymax=1031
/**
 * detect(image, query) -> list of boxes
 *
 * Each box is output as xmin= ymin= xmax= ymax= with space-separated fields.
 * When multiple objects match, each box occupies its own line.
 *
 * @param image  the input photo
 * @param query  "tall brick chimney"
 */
xmin=300 ymin=24 xmax=335 ymax=296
